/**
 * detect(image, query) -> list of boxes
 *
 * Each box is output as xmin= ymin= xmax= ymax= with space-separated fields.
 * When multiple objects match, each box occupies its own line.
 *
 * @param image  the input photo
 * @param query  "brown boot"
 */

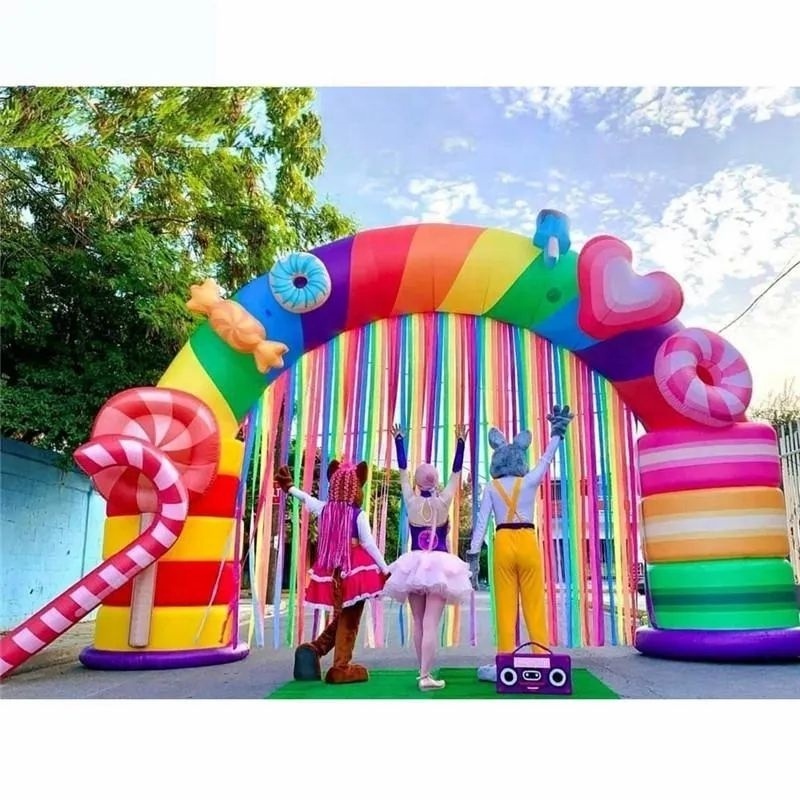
xmin=325 ymin=601 xmax=369 ymax=684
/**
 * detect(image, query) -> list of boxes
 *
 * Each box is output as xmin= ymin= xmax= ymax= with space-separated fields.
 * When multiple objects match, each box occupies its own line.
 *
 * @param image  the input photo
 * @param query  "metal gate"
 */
xmin=778 ymin=421 xmax=800 ymax=581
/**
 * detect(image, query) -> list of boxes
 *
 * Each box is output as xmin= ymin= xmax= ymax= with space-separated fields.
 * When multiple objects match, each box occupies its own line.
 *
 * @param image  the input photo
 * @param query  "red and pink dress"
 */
xmin=288 ymin=487 xmax=389 ymax=610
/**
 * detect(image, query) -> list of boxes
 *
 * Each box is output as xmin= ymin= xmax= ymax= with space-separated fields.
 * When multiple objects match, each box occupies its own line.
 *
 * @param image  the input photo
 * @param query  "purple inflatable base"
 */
xmin=635 ymin=626 xmax=800 ymax=663
xmin=79 ymin=643 xmax=250 ymax=671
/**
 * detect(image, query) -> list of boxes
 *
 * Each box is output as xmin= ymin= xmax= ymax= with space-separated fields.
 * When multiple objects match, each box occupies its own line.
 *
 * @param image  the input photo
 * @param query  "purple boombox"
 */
xmin=495 ymin=642 xmax=573 ymax=695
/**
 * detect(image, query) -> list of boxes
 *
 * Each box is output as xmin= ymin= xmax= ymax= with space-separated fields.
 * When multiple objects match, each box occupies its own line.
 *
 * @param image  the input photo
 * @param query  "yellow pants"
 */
xmin=493 ymin=527 xmax=549 ymax=653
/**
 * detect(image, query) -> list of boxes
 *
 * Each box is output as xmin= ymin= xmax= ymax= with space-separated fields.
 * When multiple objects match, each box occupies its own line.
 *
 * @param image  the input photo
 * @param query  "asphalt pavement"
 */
xmin=2 ymin=594 xmax=799 ymax=700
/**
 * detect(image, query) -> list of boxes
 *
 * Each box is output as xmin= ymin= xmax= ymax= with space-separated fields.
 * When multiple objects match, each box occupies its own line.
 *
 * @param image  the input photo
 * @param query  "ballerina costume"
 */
xmin=383 ymin=437 xmax=473 ymax=604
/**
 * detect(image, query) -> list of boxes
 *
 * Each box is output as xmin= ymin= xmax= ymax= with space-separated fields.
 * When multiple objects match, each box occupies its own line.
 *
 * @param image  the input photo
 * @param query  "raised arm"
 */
xmin=288 ymin=486 xmax=326 ymax=517
xmin=439 ymin=424 xmax=467 ymax=507
xmin=523 ymin=405 xmax=575 ymax=490
xmin=392 ymin=424 xmax=414 ymax=504
xmin=356 ymin=510 xmax=389 ymax=573
xmin=275 ymin=465 xmax=325 ymax=516
xmin=522 ymin=436 xmax=561 ymax=490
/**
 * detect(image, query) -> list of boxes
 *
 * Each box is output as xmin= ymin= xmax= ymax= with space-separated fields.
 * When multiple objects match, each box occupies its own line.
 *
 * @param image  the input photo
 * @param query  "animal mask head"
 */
xmin=488 ymin=428 xmax=532 ymax=478
xmin=326 ymin=460 xmax=368 ymax=507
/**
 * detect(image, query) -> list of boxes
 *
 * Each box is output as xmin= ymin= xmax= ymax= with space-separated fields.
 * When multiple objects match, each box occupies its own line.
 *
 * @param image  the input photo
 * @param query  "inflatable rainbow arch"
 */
xmin=2 ymin=218 xmax=798 ymax=678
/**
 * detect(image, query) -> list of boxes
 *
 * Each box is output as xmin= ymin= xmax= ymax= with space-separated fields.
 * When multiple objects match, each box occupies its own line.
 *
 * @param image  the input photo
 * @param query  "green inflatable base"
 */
xmin=647 ymin=557 xmax=799 ymax=630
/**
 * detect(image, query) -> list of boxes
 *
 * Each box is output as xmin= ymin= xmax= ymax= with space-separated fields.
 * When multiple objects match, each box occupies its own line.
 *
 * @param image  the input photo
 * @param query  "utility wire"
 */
xmin=718 ymin=256 xmax=800 ymax=334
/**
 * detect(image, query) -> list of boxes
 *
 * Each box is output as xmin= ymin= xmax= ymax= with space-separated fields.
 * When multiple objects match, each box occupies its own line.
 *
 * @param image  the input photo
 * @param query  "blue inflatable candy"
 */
xmin=533 ymin=209 xmax=571 ymax=266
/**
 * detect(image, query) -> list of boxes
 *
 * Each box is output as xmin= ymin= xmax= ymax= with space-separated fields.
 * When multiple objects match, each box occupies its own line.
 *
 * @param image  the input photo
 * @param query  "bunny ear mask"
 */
xmin=512 ymin=430 xmax=532 ymax=449
xmin=488 ymin=427 xmax=507 ymax=450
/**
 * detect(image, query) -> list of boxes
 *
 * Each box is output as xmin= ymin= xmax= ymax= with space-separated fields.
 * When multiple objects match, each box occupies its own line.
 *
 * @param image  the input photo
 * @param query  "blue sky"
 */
xmin=310 ymin=87 xmax=800 ymax=403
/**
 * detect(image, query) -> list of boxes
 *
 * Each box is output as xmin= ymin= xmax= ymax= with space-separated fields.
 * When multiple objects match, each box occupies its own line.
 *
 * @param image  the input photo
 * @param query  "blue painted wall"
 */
xmin=0 ymin=438 xmax=105 ymax=630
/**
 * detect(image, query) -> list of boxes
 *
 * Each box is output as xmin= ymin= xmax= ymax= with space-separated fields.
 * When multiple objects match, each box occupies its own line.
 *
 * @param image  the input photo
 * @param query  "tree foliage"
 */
xmin=750 ymin=378 xmax=800 ymax=428
xmin=0 ymin=87 xmax=356 ymax=455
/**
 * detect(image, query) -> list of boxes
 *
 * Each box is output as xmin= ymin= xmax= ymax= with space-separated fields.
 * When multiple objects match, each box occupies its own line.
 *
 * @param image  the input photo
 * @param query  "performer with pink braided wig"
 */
xmin=384 ymin=423 xmax=473 ymax=691
xmin=276 ymin=459 xmax=389 ymax=684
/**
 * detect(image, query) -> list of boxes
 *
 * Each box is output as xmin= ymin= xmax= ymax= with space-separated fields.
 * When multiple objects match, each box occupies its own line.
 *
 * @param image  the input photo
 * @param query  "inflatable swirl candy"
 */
xmin=654 ymin=327 xmax=752 ymax=427
xmin=269 ymin=251 xmax=332 ymax=313
xmin=0 ymin=436 xmax=188 ymax=679
xmin=91 ymin=387 xmax=221 ymax=513
xmin=187 ymin=278 xmax=289 ymax=373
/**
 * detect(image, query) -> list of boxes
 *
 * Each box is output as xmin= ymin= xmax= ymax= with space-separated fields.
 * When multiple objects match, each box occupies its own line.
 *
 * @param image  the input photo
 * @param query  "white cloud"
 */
xmin=491 ymin=87 xmax=604 ymax=121
xmin=631 ymin=165 xmax=800 ymax=304
xmin=491 ymin=87 xmax=800 ymax=138
xmin=441 ymin=136 xmax=475 ymax=153
xmin=399 ymin=177 xmax=492 ymax=222
xmin=384 ymin=194 xmax=419 ymax=212
xmin=496 ymin=171 xmax=522 ymax=184
xmin=627 ymin=165 xmax=800 ymax=402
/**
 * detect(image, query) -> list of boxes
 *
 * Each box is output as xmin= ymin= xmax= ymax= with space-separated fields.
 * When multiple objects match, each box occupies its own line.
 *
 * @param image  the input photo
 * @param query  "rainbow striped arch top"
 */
xmin=158 ymin=223 xmax=740 ymax=436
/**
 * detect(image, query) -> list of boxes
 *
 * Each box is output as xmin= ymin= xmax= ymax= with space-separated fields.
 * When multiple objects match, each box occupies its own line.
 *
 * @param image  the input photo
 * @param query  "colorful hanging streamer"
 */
xmin=245 ymin=313 xmax=642 ymax=650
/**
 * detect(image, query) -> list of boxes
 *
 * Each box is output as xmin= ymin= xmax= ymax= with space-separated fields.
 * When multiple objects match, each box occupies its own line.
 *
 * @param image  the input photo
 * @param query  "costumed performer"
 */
xmin=275 ymin=459 xmax=390 ymax=684
xmin=384 ymin=423 xmax=473 ymax=691
xmin=467 ymin=405 xmax=574 ymax=682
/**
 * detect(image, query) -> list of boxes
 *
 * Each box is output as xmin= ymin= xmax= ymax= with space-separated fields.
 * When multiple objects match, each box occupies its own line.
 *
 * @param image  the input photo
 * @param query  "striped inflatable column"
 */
xmin=80 ymin=438 xmax=246 ymax=669
xmin=79 ymin=345 xmax=250 ymax=669
xmin=634 ymin=423 xmax=800 ymax=660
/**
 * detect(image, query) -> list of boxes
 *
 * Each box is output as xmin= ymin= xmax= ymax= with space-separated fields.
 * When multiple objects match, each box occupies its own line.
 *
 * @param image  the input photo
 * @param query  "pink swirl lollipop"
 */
xmin=91 ymin=387 xmax=221 ymax=513
xmin=0 ymin=436 xmax=189 ymax=679
xmin=654 ymin=328 xmax=752 ymax=428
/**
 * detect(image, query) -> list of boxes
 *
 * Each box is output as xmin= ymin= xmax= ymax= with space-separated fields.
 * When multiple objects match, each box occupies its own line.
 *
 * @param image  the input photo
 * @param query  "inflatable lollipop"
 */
xmin=91 ymin=386 xmax=221 ymax=513
xmin=88 ymin=387 xmax=222 ymax=645
xmin=0 ymin=436 xmax=189 ymax=679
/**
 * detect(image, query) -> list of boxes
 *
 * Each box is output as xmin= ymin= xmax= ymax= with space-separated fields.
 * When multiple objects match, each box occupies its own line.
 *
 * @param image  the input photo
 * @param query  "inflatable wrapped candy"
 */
xmin=187 ymin=279 xmax=289 ymax=373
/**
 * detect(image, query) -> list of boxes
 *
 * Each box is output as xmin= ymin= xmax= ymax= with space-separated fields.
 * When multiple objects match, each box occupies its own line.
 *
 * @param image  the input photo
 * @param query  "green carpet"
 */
xmin=267 ymin=668 xmax=618 ymax=699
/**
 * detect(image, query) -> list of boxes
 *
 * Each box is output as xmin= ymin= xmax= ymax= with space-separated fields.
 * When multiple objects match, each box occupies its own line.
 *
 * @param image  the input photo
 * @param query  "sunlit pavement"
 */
xmin=2 ymin=594 xmax=798 ymax=700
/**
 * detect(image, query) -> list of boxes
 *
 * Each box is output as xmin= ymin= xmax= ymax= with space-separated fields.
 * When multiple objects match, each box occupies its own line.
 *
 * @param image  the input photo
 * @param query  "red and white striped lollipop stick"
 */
xmin=0 ymin=436 xmax=189 ymax=680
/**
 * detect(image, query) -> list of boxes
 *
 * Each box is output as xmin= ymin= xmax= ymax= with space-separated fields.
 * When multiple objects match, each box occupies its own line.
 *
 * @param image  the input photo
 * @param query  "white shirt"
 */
xmin=288 ymin=487 xmax=389 ymax=572
xmin=469 ymin=436 xmax=561 ymax=554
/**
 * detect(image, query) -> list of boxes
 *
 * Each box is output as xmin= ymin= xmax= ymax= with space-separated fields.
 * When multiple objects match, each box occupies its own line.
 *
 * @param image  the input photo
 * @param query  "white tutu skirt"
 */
xmin=383 ymin=550 xmax=473 ymax=605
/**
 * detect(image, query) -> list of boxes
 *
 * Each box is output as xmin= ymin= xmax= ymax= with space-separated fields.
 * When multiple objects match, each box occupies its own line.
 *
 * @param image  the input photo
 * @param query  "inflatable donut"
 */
xmin=641 ymin=485 xmax=789 ymax=563
xmin=645 ymin=557 xmax=799 ymax=631
xmin=269 ymin=251 xmax=331 ymax=313
xmin=637 ymin=423 xmax=781 ymax=496
xmin=654 ymin=328 xmax=752 ymax=428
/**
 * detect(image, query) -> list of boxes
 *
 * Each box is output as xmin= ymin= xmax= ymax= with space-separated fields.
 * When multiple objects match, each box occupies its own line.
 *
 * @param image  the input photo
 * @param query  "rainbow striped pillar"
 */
xmin=79 ymin=345 xmax=249 ymax=669
xmin=634 ymin=423 xmax=800 ymax=660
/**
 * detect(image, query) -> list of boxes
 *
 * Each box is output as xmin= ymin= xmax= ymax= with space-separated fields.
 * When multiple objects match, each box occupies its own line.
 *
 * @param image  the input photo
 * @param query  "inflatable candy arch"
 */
xmin=2 ymin=216 xmax=798 ymax=678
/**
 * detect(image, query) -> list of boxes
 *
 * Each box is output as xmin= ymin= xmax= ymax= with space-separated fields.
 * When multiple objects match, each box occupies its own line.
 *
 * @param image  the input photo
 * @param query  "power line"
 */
xmin=718 ymin=256 xmax=800 ymax=334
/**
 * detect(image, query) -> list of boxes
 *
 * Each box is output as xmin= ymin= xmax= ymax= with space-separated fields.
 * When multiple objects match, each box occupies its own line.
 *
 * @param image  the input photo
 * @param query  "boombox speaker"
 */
xmin=495 ymin=641 xmax=573 ymax=695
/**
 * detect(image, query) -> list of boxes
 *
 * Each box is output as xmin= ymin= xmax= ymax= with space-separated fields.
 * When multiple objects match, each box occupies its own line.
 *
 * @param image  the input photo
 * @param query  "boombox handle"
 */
xmin=509 ymin=641 xmax=554 ymax=656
